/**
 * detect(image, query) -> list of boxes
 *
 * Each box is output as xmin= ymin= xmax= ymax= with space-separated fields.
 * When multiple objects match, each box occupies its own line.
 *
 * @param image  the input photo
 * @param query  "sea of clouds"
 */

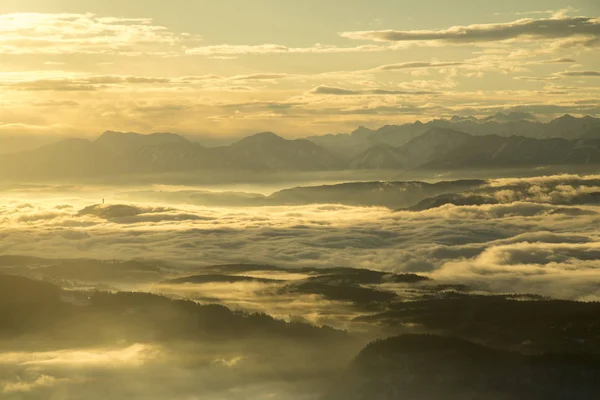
xmin=1 ymin=174 xmax=599 ymax=301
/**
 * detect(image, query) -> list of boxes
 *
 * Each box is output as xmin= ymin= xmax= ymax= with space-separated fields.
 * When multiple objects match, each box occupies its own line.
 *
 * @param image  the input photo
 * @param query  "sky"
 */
xmin=0 ymin=0 xmax=598 ymax=139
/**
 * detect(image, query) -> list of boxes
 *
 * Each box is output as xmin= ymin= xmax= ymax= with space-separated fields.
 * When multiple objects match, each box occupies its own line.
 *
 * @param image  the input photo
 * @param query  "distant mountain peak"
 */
xmin=449 ymin=115 xmax=478 ymax=122
xmin=493 ymin=111 xmax=537 ymax=121
xmin=251 ymin=131 xmax=284 ymax=139
xmin=350 ymin=126 xmax=374 ymax=138
xmin=554 ymin=114 xmax=576 ymax=121
xmin=234 ymin=131 xmax=286 ymax=145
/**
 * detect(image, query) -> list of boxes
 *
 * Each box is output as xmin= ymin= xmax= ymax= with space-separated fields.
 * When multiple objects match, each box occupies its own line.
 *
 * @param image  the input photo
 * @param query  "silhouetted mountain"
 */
xmin=398 ymin=127 xmax=472 ymax=168
xmin=307 ymin=115 xmax=600 ymax=156
xmin=2 ymin=115 xmax=600 ymax=182
xmin=481 ymin=111 xmax=538 ymax=122
xmin=419 ymin=136 xmax=600 ymax=169
xmin=227 ymin=132 xmax=341 ymax=170
xmin=307 ymin=127 xmax=376 ymax=159
xmin=0 ymin=131 xmax=341 ymax=180
xmin=348 ymin=143 xmax=407 ymax=169
xmin=544 ymin=114 xmax=600 ymax=139
xmin=325 ymin=334 xmax=600 ymax=400
xmin=410 ymin=114 xmax=600 ymax=140
xmin=351 ymin=126 xmax=376 ymax=139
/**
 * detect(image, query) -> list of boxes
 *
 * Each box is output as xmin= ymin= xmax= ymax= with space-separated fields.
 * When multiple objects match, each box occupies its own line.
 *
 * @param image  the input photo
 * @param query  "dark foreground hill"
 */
xmin=325 ymin=334 xmax=600 ymax=400
xmin=0 ymin=273 xmax=345 ymax=344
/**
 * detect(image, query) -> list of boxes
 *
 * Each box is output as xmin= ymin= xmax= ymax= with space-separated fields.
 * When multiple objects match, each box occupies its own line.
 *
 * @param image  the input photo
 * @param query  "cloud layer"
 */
xmin=2 ymin=174 xmax=599 ymax=301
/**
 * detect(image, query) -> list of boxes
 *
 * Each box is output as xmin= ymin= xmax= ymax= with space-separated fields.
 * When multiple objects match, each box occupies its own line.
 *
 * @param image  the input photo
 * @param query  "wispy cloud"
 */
xmin=540 ymin=58 xmax=576 ymax=63
xmin=340 ymin=16 xmax=600 ymax=46
xmin=376 ymin=62 xmax=466 ymax=71
xmin=0 ymin=13 xmax=200 ymax=55
xmin=308 ymin=85 xmax=438 ymax=96
xmin=185 ymin=43 xmax=386 ymax=56
xmin=560 ymin=70 xmax=600 ymax=77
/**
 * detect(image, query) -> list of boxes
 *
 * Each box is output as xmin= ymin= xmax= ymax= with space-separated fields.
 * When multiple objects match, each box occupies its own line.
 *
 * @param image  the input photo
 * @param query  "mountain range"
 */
xmin=0 ymin=114 xmax=599 ymax=180
xmin=308 ymin=113 xmax=600 ymax=157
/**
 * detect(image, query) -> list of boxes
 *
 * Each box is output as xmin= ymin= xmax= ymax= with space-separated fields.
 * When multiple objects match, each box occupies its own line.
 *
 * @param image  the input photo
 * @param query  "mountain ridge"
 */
xmin=1 ymin=115 xmax=600 ymax=181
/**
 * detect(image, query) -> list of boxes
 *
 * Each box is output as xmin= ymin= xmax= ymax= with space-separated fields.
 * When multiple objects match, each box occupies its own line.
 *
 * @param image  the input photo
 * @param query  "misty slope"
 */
xmin=325 ymin=334 xmax=600 ymax=400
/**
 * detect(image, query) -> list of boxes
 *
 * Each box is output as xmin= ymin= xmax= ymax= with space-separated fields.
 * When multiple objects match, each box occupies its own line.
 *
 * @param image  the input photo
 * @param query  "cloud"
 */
xmin=228 ymin=73 xmax=293 ymax=81
xmin=18 ymin=211 xmax=66 ymax=222
xmin=2 ymin=375 xmax=64 ymax=393
xmin=377 ymin=62 xmax=466 ymax=71
xmin=560 ymin=71 xmax=600 ymax=77
xmin=185 ymin=43 xmax=386 ymax=56
xmin=32 ymin=100 xmax=79 ymax=107
xmin=514 ymin=76 xmax=560 ymax=81
xmin=540 ymin=58 xmax=576 ymax=63
xmin=0 ymin=344 xmax=159 ymax=368
xmin=0 ymin=13 xmax=199 ymax=55
xmin=432 ymin=241 xmax=600 ymax=299
xmin=309 ymin=86 xmax=360 ymax=95
xmin=339 ymin=16 xmax=600 ymax=45
xmin=308 ymin=85 xmax=438 ymax=96
xmin=493 ymin=7 xmax=577 ymax=18
xmin=487 ymin=174 xmax=600 ymax=187
xmin=0 ymin=332 xmax=354 ymax=400
xmin=7 ymin=79 xmax=98 ymax=91
xmin=1 ymin=75 xmax=181 ymax=92
xmin=2 ymin=174 xmax=600 ymax=303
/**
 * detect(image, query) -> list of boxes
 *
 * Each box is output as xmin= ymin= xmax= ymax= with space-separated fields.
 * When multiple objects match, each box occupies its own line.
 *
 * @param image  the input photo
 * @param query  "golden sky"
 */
xmin=0 ymin=0 xmax=598 ymax=139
